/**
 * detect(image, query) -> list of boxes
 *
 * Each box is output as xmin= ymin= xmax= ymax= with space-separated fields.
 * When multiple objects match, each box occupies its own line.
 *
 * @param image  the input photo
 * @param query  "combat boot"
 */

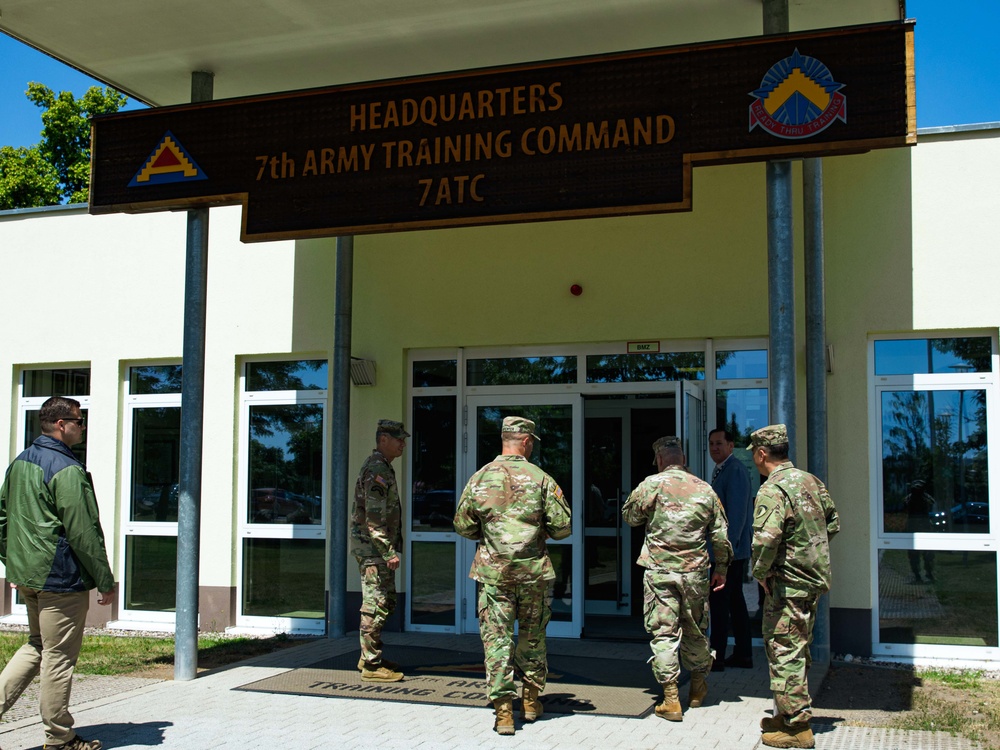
xmin=493 ymin=697 xmax=516 ymax=735
xmin=654 ymin=682 xmax=683 ymax=721
xmin=761 ymin=721 xmax=815 ymax=748
xmin=360 ymin=664 xmax=404 ymax=682
xmin=357 ymin=656 xmax=402 ymax=672
xmin=521 ymin=683 xmax=544 ymax=722
xmin=688 ymin=670 xmax=709 ymax=708
xmin=760 ymin=713 xmax=787 ymax=732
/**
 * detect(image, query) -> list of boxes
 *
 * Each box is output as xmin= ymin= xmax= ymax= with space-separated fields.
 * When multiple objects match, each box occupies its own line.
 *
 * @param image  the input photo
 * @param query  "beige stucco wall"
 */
xmin=3 ymin=127 xmax=996 ymax=626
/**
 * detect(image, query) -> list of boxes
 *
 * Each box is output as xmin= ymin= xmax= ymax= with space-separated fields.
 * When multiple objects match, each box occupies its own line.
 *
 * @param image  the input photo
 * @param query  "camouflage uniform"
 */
xmin=622 ymin=441 xmax=733 ymax=687
xmin=351 ymin=423 xmax=407 ymax=668
xmin=453 ymin=418 xmax=572 ymax=703
xmin=750 ymin=425 xmax=840 ymax=728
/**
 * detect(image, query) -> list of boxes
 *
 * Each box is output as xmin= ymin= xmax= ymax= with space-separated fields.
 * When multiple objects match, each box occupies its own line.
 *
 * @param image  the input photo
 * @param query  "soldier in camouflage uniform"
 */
xmin=351 ymin=419 xmax=409 ymax=682
xmin=622 ymin=436 xmax=732 ymax=722
xmin=453 ymin=416 xmax=572 ymax=736
xmin=750 ymin=424 xmax=840 ymax=749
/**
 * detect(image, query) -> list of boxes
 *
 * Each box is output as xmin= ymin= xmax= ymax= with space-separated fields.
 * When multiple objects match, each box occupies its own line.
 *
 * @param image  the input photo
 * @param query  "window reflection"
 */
xmin=716 ymin=350 xmax=768 ymax=380
xmin=586 ymin=352 xmax=705 ymax=383
xmin=715 ymin=388 xmax=768 ymax=492
xmin=881 ymin=390 xmax=988 ymax=534
xmin=878 ymin=549 xmax=997 ymax=646
xmin=131 ymin=407 xmax=180 ymax=522
xmin=242 ymin=539 xmax=324 ymax=618
xmin=130 ymin=365 xmax=183 ymax=395
xmin=411 ymin=396 xmax=457 ymax=532
xmin=874 ymin=337 xmax=992 ymax=376
xmin=412 ymin=360 xmax=457 ymax=388
xmin=246 ymin=360 xmax=328 ymax=391
xmin=125 ymin=536 xmax=177 ymax=612
xmin=411 ymin=542 xmax=456 ymax=626
xmin=467 ymin=357 xmax=576 ymax=386
xmin=476 ymin=404 xmax=573 ymax=492
xmin=248 ymin=403 xmax=323 ymax=525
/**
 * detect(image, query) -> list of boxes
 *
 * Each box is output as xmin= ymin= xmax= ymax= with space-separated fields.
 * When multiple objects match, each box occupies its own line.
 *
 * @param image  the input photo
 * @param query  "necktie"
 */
xmin=712 ymin=463 xmax=722 ymax=483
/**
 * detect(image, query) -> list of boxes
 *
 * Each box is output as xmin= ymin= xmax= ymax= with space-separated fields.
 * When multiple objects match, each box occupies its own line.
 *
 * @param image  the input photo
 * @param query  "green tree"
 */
xmin=0 ymin=145 xmax=62 ymax=209
xmin=0 ymin=82 xmax=126 ymax=209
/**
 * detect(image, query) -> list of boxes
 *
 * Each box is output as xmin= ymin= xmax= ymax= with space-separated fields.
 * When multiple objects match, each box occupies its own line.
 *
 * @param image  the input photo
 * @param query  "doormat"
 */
xmin=234 ymin=646 xmax=659 ymax=718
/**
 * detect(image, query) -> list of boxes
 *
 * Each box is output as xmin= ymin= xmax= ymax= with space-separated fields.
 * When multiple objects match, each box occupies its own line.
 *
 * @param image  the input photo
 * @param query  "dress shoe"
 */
xmin=711 ymin=658 xmax=725 ymax=672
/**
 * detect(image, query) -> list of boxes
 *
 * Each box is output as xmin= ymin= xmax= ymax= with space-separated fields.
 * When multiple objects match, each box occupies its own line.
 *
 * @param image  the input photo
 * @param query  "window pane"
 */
xmin=878 ymin=549 xmax=997 ymax=646
xmin=875 ymin=338 xmax=992 ymax=376
xmin=548 ymin=544 xmax=573 ymax=622
xmin=411 ymin=396 xmax=457 ymax=532
xmin=413 ymin=360 xmax=457 ymax=388
xmin=131 ymin=407 xmax=180 ymax=522
xmin=586 ymin=352 xmax=705 ymax=383
xmin=24 ymin=408 xmax=88 ymax=465
xmin=411 ymin=541 xmax=456 ymax=626
xmin=476 ymin=404 xmax=573 ymax=492
xmin=715 ymin=388 xmax=768 ymax=490
xmin=125 ymin=536 xmax=177 ymax=612
xmin=23 ymin=367 xmax=91 ymax=397
xmin=246 ymin=360 xmax=328 ymax=391
xmin=242 ymin=538 xmax=324 ymax=618
xmin=130 ymin=365 xmax=183 ymax=395
xmin=881 ymin=390 xmax=988 ymax=535
xmin=248 ymin=404 xmax=323 ymax=525
xmin=716 ymin=350 xmax=767 ymax=380
xmin=467 ymin=357 xmax=576 ymax=386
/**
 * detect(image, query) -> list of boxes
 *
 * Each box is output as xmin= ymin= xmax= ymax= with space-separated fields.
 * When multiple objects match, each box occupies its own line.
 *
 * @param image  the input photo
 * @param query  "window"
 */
xmin=122 ymin=364 xmax=181 ymax=620
xmin=872 ymin=335 xmax=997 ymax=656
xmin=238 ymin=359 xmax=327 ymax=631
xmin=714 ymin=348 xmax=768 ymax=492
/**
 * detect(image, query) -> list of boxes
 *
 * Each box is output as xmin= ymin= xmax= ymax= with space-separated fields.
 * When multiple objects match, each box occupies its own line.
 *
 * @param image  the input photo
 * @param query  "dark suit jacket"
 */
xmin=711 ymin=454 xmax=753 ymax=560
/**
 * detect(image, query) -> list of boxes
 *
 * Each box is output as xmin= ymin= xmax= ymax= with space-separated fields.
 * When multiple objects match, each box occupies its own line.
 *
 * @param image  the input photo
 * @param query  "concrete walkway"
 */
xmin=0 ymin=633 xmax=979 ymax=750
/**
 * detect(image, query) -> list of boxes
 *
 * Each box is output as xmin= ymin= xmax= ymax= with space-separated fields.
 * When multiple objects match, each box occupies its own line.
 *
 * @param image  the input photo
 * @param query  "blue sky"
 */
xmin=1 ymin=0 xmax=997 ymax=149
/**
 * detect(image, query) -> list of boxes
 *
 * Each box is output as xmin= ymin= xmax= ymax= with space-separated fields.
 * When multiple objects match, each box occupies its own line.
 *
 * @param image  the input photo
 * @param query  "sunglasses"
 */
xmin=61 ymin=417 xmax=86 ymax=426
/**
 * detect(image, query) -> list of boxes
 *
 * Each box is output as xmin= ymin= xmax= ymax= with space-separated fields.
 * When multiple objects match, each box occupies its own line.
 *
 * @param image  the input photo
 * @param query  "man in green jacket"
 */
xmin=750 ymin=424 xmax=840 ymax=750
xmin=0 ymin=396 xmax=115 ymax=750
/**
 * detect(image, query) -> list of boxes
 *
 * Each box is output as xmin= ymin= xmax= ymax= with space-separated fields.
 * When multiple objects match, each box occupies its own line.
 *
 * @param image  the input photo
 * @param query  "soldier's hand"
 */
xmin=710 ymin=572 xmax=726 ymax=591
xmin=757 ymin=577 xmax=771 ymax=595
xmin=386 ymin=555 xmax=401 ymax=571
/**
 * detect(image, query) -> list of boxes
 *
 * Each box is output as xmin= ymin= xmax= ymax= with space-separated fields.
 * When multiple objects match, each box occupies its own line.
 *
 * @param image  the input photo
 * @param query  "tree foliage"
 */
xmin=0 ymin=82 xmax=126 ymax=209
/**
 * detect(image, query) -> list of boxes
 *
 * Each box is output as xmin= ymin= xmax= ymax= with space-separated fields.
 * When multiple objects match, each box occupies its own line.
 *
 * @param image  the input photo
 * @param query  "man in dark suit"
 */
xmin=708 ymin=428 xmax=754 ymax=670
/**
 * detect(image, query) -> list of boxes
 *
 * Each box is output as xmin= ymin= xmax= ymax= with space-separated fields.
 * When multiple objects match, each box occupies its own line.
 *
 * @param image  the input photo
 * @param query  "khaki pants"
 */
xmin=0 ymin=587 xmax=90 ymax=745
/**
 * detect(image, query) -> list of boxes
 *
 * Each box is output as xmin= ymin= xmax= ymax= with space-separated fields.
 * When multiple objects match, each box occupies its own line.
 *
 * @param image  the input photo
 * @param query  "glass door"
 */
xmin=681 ymin=380 xmax=706 ymax=480
xmin=462 ymin=395 xmax=583 ymax=637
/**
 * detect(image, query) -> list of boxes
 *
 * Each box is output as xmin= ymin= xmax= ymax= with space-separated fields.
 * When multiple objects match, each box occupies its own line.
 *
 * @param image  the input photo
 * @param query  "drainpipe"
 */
xmin=327 ymin=235 xmax=353 ymax=638
xmin=175 ymin=70 xmax=213 ymax=682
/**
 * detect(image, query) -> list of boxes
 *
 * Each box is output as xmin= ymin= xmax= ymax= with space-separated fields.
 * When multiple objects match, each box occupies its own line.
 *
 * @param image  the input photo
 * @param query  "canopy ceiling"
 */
xmin=0 ymin=0 xmax=902 ymax=106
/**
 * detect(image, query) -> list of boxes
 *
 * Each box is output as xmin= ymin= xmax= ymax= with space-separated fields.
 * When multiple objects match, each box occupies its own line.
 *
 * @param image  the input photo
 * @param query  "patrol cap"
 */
xmin=377 ymin=419 xmax=410 ymax=439
xmin=651 ymin=436 xmax=681 ymax=465
xmin=501 ymin=416 xmax=541 ymax=441
xmin=747 ymin=424 xmax=787 ymax=450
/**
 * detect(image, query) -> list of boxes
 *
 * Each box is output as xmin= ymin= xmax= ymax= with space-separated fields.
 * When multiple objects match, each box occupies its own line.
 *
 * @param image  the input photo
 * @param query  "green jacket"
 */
xmin=0 ymin=435 xmax=115 ymax=593
xmin=350 ymin=450 xmax=403 ymax=566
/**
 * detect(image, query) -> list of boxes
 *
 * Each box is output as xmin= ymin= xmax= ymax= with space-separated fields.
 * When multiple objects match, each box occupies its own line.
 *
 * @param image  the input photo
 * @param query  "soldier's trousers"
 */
xmin=762 ymin=590 xmax=819 ymax=725
xmin=477 ymin=580 xmax=550 ymax=702
xmin=642 ymin=569 xmax=712 ymax=685
xmin=359 ymin=563 xmax=396 ymax=666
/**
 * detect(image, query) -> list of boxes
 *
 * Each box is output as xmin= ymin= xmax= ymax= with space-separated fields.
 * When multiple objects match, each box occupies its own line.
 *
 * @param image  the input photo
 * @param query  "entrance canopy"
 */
xmin=0 ymin=0 xmax=902 ymax=107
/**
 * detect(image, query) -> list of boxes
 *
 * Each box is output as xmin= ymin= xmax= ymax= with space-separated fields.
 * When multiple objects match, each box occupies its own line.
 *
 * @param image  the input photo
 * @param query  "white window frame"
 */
xmin=235 ymin=358 xmax=328 ymax=635
xmin=868 ymin=332 xmax=1000 ymax=662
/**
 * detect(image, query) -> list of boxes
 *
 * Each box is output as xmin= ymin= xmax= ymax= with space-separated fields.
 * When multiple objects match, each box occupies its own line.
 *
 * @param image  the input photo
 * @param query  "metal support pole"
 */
xmin=804 ymin=158 xmax=831 ymax=667
xmin=766 ymin=159 xmax=796 ymax=461
xmin=763 ymin=0 xmax=795 ymax=461
xmin=327 ymin=235 xmax=354 ymax=638
xmin=174 ymin=70 xmax=213 ymax=681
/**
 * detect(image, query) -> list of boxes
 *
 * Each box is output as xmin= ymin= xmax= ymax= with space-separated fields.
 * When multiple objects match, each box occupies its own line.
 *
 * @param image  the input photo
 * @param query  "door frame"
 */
xmin=462 ymin=394 xmax=584 ymax=637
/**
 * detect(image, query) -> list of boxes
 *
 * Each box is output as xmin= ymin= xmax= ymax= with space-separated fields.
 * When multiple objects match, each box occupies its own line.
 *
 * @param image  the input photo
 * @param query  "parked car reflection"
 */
xmin=251 ymin=487 xmax=320 ymax=524
xmin=412 ymin=489 xmax=456 ymax=530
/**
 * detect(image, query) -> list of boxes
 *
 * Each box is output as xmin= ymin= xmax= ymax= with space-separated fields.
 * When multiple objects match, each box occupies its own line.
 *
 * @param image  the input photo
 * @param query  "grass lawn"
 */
xmin=0 ymin=628 xmax=314 ymax=678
